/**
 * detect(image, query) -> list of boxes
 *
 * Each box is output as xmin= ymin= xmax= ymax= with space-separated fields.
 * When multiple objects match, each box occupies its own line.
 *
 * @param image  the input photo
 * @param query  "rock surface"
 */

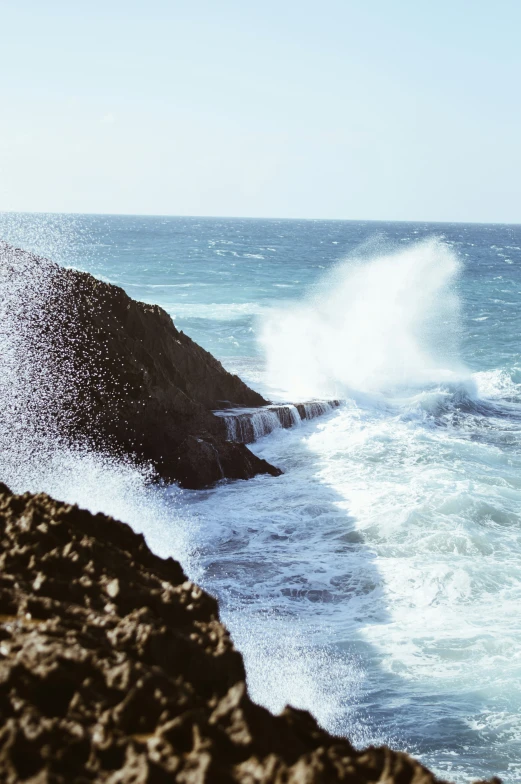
xmin=0 ymin=242 xmax=281 ymax=488
xmin=0 ymin=485 xmax=499 ymax=784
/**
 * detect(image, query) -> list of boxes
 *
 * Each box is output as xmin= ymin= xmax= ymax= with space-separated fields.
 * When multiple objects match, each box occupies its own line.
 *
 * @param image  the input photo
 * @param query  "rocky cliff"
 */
xmin=0 ymin=484 xmax=498 ymax=784
xmin=0 ymin=242 xmax=280 ymax=488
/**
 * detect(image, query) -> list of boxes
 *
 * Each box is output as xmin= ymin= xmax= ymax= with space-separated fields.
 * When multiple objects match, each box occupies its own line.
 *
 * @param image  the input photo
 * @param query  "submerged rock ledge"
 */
xmin=0 ymin=485 xmax=498 ymax=784
xmin=215 ymin=400 xmax=342 ymax=444
xmin=0 ymin=242 xmax=281 ymax=489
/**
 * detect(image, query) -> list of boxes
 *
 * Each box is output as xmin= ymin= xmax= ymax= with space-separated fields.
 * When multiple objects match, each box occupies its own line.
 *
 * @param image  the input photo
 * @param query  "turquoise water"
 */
xmin=1 ymin=212 xmax=521 ymax=782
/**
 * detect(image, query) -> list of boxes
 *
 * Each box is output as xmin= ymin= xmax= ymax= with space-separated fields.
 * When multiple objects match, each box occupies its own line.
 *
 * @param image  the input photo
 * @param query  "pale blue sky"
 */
xmin=1 ymin=1 xmax=520 ymax=222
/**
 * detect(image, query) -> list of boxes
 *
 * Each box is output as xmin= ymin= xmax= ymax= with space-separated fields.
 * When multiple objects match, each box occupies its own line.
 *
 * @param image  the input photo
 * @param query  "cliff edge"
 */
xmin=0 ymin=484 xmax=498 ymax=783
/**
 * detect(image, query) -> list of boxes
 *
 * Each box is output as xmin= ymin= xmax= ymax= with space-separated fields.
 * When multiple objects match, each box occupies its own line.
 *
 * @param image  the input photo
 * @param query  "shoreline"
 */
xmin=0 ymin=239 xmax=504 ymax=783
xmin=0 ymin=483 xmax=494 ymax=784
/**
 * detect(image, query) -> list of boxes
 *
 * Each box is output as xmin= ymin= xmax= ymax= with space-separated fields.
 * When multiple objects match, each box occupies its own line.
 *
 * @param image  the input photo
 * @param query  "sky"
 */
xmin=1 ymin=0 xmax=520 ymax=222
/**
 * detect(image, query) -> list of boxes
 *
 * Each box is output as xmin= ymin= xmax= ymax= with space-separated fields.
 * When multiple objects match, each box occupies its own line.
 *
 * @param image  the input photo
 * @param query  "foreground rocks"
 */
xmin=0 ymin=242 xmax=281 ymax=488
xmin=0 ymin=485 xmax=498 ymax=783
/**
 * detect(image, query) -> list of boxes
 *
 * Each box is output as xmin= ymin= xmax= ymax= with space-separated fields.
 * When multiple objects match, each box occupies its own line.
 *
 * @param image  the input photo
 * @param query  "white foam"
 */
xmin=4 ymin=226 xmax=521 ymax=782
xmin=474 ymin=368 xmax=521 ymax=400
xmin=260 ymin=238 xmax=467 ymax=398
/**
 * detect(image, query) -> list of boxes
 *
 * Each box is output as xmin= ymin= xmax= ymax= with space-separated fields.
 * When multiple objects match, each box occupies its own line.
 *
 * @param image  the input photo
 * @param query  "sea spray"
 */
xmin=0 ymin=243 xmax=64 ymax=456
xmin=260 ymin=238 xmax=466 ymax=399
xmin=0 ymin=241 xmax=196 ymax=575
xmin=3 ymin=217 xmax=521 ymax=782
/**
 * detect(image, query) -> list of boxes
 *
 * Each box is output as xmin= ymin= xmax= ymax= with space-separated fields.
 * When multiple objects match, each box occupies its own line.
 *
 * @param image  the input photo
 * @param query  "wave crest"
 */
xmin=260 ymin=238 xmax=466 ymax=399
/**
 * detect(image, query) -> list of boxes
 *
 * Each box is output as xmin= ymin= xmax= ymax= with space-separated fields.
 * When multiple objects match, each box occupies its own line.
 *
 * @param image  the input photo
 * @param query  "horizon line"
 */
xmin=0 ymin=209 xmax=520 ymax=228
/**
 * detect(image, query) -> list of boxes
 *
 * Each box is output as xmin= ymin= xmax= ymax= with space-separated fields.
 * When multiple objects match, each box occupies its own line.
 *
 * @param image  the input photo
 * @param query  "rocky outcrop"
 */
xmin=0 ymin=485 xmax=498 ymax=784
xmin=216 ymin=401 xmax=342 ymax=444
xmin=0 ymin=242 xmax=281 ymax=488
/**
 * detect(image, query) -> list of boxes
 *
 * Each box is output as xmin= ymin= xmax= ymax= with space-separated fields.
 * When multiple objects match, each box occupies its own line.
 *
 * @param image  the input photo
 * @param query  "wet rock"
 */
xmin=0 ymin=485 xmax=497 ymax=783
xmin=0 ymin=242 xmax=281 ymax=488
xmin=170 ymin=435 xmax=281 ymax=489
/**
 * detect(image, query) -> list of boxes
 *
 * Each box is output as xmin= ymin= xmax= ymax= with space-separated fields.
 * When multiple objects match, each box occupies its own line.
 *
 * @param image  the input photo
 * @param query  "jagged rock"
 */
xmin=0 ymin=242 xmax=281 ymax=488
xmin=0 ymin=485 xmax=499 ymax=784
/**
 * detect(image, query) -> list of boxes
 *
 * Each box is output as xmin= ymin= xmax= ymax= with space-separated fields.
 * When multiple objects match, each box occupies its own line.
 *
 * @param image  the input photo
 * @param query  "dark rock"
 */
xmin=170 ymin=436 xmax=281 ymax=488
xmin=0 ymin=485 xmax=498 ymax=783
xmin=0 ymin=242 xmax=281 ymax=488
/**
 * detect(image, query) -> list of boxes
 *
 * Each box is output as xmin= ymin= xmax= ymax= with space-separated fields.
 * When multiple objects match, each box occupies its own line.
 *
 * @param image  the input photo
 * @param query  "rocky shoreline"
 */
xmin=0 ymin=242 xmax=502 ymax=782
xmin=0 ymin=484 xmax=498 ymax=783
xmin=1 ymin=242 xmax=280 ymax=489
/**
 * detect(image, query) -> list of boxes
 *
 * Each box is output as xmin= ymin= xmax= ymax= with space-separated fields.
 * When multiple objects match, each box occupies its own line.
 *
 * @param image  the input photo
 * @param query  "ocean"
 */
xmin=1 ymin=212 xmax=521 ymax=783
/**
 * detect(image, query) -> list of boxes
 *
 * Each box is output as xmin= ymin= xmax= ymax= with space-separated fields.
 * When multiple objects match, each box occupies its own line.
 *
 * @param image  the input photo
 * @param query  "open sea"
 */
xmin=1 ymin=212 xmax=521 ymax=783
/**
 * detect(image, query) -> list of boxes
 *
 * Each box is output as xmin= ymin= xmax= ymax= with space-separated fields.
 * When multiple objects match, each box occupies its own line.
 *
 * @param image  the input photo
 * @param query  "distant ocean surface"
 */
xmin=2 ymin=213 xmax=521 ymax=783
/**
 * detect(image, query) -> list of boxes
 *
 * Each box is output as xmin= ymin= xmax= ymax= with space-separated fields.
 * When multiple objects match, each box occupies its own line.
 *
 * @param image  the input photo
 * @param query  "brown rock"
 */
xmin=0 ymin=485 xmax=498 ymax=783
xmin=0 ymin=241 xmax=281 ymax=488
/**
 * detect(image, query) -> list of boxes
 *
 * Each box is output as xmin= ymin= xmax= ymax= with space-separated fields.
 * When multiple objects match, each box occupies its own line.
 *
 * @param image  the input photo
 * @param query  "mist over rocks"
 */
xmin=0 ymin=241 xmax=280 ymax=489
xmin=0 ymin=484 xmax=500 ymax=784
